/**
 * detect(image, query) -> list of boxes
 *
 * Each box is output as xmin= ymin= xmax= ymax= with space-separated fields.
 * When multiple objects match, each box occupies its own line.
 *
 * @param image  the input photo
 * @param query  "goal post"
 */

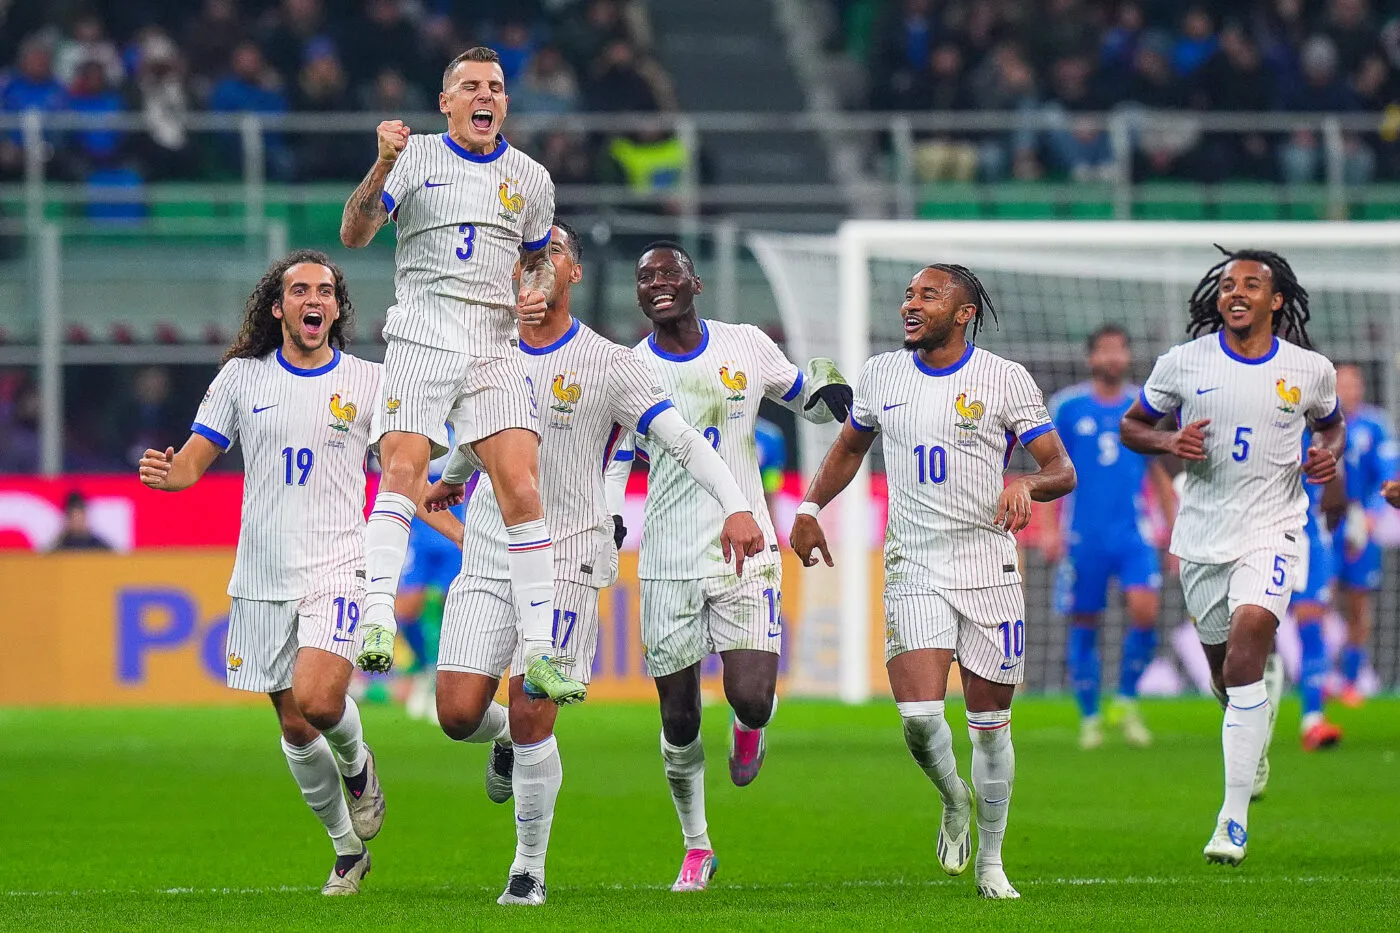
xmin=753 ymin=220 xmax=1400 ymax=703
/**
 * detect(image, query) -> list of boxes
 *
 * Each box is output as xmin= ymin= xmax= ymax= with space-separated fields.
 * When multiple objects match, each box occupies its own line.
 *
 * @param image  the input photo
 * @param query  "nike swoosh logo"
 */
xmin=424 ymin=180 xmax=452 ymax=188
xmin=371 ymin=576 xmax=391 ymax=583
xmin=530 ymin=600 xmax=548 ymax=607
xmin=985 ymin=796 xmax=1010 ymax=805
xmin=516 ymin=815 xmax=543 ymax=822
xmin=767 ymin=631 xmax=781 ymax=638
xmin=1196 ymin=388 xmax=1220 ymax=395
xmin=332 ymin=635 xmax=355 ymax=643
xmin=252 ymin=404 xmax=278 ymax=413
xmin=883 ymin=402 xmax=907 ymax=411
xmin=1225 ymin=723 xmax=1241 ymax=728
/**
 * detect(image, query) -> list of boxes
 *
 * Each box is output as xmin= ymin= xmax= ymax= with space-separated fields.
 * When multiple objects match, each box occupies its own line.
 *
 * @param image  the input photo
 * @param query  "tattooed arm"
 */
xmin=340 ymin=120 xmax=408 ymax=248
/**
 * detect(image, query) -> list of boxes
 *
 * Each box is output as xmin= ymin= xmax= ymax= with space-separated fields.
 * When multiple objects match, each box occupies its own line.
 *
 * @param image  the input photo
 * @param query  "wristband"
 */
xmin=796 ymin=501 xmax=821 ymax=519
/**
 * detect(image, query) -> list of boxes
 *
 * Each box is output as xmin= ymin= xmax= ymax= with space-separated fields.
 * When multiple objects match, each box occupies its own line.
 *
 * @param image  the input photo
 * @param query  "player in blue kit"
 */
xmin=1290 ymin=457 xmax=1344 ymax=751
xmin=1043 ymin=326 xmax=1177 ymax=749
xmin=1329 ymin=364 xmax=1397 ymax=705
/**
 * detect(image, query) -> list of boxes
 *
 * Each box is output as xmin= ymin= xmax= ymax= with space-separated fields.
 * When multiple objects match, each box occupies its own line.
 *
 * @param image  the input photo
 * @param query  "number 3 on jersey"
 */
xmin=456 ymin=223 xmax=476 ymax=261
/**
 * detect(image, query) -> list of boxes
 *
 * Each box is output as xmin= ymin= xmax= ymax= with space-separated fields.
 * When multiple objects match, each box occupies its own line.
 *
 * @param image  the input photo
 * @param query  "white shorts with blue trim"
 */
xmin=225 ymin=574 xmax=365 ymax=693
xmin=640 ymin=563 xmax=783 ymax=678
xmin=438 ymin=575 xmax=599 ymax=685
xmin=1179 ymin=536 xmax=1301 ymax=646
xmin=883 ymin=582 xmax=1027 ymax=685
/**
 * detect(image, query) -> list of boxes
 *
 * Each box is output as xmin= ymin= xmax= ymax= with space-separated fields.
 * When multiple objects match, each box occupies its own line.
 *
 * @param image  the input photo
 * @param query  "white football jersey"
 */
xmin=380 ymin=133 xmax=554 ymax=356
xmin=192 ymin=349 xmax=382 ymax=600
xmin=462 ymin=318 xmax=667 ymax=587
xmin=1140 ymin=331 xmax=1338 ymax=564
xmin=850 ymin=344 xmax=1055 ymax=590
xmin=634 ymin=320 xmax=806 ymax=580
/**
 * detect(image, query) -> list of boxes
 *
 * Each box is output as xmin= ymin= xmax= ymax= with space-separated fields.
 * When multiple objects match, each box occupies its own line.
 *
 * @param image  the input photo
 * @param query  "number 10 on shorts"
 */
xmin=997 ymin=619 xmax=1025 ymax=668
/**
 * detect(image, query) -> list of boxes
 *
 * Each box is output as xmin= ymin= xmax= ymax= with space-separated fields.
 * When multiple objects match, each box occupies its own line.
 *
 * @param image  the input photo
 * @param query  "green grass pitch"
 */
xmin=2 ymin=696 xmax=1397 ymax=931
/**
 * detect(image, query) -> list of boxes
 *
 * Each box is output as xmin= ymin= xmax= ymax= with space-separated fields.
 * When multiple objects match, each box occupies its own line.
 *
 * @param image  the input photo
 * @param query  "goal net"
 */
xmin=751 ymin=221 xmax=1400 ymax=702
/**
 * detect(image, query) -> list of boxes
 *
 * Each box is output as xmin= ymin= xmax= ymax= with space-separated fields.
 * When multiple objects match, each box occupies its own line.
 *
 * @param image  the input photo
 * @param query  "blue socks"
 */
xmin=1298 ymin=621 xmax=1327 ymax=717
xmin=1068 ymin=626 xmax=1100 ymax=717
xmin=1118 ymin=627 xmax=1157 ymax=699
xmin=1342 ymin=645 xmax=1366 ymax=685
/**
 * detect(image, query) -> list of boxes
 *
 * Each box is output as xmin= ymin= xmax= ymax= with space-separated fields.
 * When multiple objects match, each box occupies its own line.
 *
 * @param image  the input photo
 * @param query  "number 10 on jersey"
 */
xmin=913 ymin=444 xmax=947 ymax=484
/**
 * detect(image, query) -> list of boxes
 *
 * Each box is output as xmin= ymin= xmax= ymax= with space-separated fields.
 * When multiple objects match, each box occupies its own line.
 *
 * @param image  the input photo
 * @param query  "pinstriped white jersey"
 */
xmin=1140 ymin=332 xmax=1338 ymax=564
xmin=633 ymin=320 xmax=804 ymax=580
xmin=380 ymin=133 xmax=554 ymax=356
xmin=462 ymin=318 xmax=666 ymax=587
xmin=192 ymin=349 xmax=381 ymax=600
xmin=850 ymin=344 xmax=1055 ymax=590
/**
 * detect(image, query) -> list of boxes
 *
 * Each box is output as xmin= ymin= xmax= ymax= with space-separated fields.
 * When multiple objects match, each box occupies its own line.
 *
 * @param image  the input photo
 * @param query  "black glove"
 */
xmin=806 ymin=383 xmax=854 ymax=423
xmin=612 ymin=514 xmax=627 ymax=549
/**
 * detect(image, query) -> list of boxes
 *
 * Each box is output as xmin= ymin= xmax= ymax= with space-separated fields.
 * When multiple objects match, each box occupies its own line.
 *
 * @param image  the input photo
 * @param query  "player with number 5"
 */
xmin=1120 ymin=246 xmax=1344 ymax=868
xmin=790 ymin=264 xmax=1075 ymax=900
xmin=138 ymin=252 xmax=462 ymax=895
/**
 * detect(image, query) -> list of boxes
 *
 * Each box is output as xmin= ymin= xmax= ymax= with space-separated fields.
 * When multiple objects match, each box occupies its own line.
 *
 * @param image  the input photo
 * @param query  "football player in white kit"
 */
xmin=339 ymin=46 xmax=582 ymax=704
xmin=1120 ymin=247 xmax=1344 ymax=867
xmin=138 ymin=252 xmax=460 ymax=894
xmin=632 ymin=242 xmax=854 ymax=892
xmin=790 ymin=264 xmax=1076 ymax=900
xmin=420 ymin=222 xmax=762 ymax=906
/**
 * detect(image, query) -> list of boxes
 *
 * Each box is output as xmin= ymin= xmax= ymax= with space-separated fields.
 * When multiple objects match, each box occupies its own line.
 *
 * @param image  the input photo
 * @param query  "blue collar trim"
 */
xmin=442 ymin=133 xmax=508 ymax=163
xmin=648 ymin=320 xmax=709 ymax=362
xmin=277 ymin=347 xmax=340 ymax=376
xmin=913 ymin=342 xmax=974 ymax=377
xmin=521 ymin=317 xmax=580 ymax=356
xmin=1218 ymin=330 xmax=1279 ymax=365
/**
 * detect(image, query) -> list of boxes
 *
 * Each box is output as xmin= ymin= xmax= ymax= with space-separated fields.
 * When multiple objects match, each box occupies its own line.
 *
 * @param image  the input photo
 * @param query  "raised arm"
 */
xmin=789 ymin=422 xmax=877 ymax=567
xmin=515 ymin=244 xmax=557 ymax=328
xmin=1121 ymin=399 xmax=1208 ymax=460
xmin=138 ymin=434 xmax=223 ymax=492
xmin=340 ymin=121 xmax=408 ymax=248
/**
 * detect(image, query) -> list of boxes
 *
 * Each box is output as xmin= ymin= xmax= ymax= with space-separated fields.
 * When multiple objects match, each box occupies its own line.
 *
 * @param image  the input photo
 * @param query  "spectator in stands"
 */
xmin=607 ymin=123 xmax=688 ymax=204
xmin=0 ymin=37 xmax=66 ymax=180
xmin=512 ymin=46 xmax=581 ymax=115
xmin=50 ymin=491 xmax=114 ymax=552
xmin=1172 ymin=6 xmax=1218 ymax=78
xmin=537 ymin=132 xmax=594 ymax=189
xmin=54 ymin=12 xmax=124 ymax=88
xmin=1041 ymin=54 xmax=1116 ymax=182
xmin=1100 ymin=1 xmax=1146 ymax=85
xmin=358 ymin=66 xmax=429 ymax=112
xmin=131 ymin=31 xmax=195 ymax=181
xmin=341 ymin=0 xmax=419 ymax=94
xmin=208 ymin=42 xmax=291 ymax=179
xmin=587 ymin=39 xmax=662 ymax=112
xmin=259 ymin=0 xmax=331 ymax=90
xmin=967 ymin=41 xmax=1041 ymax=179
xmin=63 ymin=60 xmax=126 ymax=176
xmin=1323 ymin=0 xmax=1379 ymax=74
xmin=112 ymin=366 xmax=184 ymax=469
xmin=496 ymin=20 xmax=538 ymax=83
xmin=871 ymin=0 xmax=937 ymax=109
xmin=558 ymin=0 xmax=631 ymax=76
xmin=1189 ymin=24 xmax=1275 ymax=181
xmin=0 ymin=372 xmax=39 ymax=474
xmin=294 ymin=40 xmax=359 ymax=181
xmin=418 ymin=14 xmax=474 ymax=93
xmin=1280 ymin=35 xmax=1375 ymax=184
xmin=904 ymin=42 xmax=980 ymax=182
xmin=1122 ymin=30 xmax=1183 ymax=108
xmin=181 ymin=0 xmax=248 ymax=97
xmin=1020 ymin=0 xmax=1098 ymax=71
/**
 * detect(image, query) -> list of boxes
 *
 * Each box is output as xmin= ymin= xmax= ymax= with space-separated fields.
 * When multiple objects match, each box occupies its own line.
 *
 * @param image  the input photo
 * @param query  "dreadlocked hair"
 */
xmin=926 ymin=263 xmax=999 ymax=337
xmin=1186 ymin=245 xmax=1312 ymax=348
xmin=223 ymin=250 xmax=355 ymax=363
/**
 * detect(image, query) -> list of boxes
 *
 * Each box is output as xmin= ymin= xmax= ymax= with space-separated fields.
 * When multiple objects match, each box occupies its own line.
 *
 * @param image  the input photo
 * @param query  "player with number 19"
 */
xmin=1120 ymin=247 xmax=1344 ymax=867
xmin=138 ymin=252 xmax=460 ymax=895
xmin=791 ymin=265 xmax=1075 ymax=900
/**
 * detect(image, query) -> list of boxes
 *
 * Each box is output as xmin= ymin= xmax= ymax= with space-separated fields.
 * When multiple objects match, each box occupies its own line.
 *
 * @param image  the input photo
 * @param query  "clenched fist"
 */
xmin=377 ymin=120 xmax=410 ymax=164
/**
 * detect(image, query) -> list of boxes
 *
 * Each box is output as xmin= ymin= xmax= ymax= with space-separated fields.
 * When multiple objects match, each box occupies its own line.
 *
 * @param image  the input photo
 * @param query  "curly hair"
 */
xmin=223 ymin=250 xmax=354 ymax=363
xmin=1186 ymin=245 xmax=1312 ymax=348
xmin=924 ymin=263 xmax=1000 ymax=338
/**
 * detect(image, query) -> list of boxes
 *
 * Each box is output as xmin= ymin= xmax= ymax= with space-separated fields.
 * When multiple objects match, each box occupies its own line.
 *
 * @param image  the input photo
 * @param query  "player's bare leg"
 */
xmin=888 ymin=648 xmax=973 ymax=877
xmin=435 ymin=670 xmax=513 ymax=802
xmin=270 ymin=686 xmax=369 ymax=894
xmin=474 ymin=427 xmax=585 ymax=704
xmin=1340 ymin=586 xmax=1372 ymax=706
xmin=720 ymin=648 xmax=778 ymax=787
xmin=655 ymin=664 xmax=717 ymax=892
xmin=964 ymin=671 xmax=1019 ymax=899
xmin=1202 ymin=606 xmax=1278 ymax=866
xmin=496 ymin=677 xmax=563 ymax=906
xmin=294 ymin=648 xmax=384 ymax=841
xmin=1110 ymin=588 xmax=1159 ymax=748
xmin=360 ymin=430 xmax=432 ymax=672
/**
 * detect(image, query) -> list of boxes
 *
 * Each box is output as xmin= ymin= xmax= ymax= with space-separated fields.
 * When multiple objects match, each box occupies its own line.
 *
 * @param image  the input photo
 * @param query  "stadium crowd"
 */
xmin=0 ymin=0 xmax=676 ymax=186
xmin=834 ymin=0 xmax=1400 ymax=183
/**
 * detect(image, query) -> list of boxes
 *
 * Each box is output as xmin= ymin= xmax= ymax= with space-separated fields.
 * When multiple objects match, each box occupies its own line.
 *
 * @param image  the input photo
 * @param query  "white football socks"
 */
xmin=281 ymin=735 xmax=362 ymax=856
xmin=461 ymin=701 xmax=511 ymax=744
xmin=510 ymin=735 xmax=563 ymax=882
xmin=319 ymin=695 xmax=368 ymax=777
xmin=506 ymin=519 xmax=557 ymax=662
xmin=897 ymin=700 xmax=968 ymax=808
xmin=967 ymin=709 xmax=1014 ymax=871
xmin=1220 ymin=680 xmax=1270 ymax=830
xmin=661 ymin=733 xmax=711 ymax=851
xmin=364 ymin=491 xmax=416 ymax=634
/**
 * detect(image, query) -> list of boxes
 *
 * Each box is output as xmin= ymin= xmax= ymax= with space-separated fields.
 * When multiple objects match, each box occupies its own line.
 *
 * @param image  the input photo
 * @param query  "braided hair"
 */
xmin=926 ymin=263 xmax=999 ymax=338
xmin=1185 ymin=245 xmax=1312 ymax=348
xmin=223 ymin=250 xmax=354 ymax=363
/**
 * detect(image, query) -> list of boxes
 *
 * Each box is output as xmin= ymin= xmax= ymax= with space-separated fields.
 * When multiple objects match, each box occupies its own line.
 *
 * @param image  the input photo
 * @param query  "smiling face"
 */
xmin=900 ymin=267 xmax=974 ymax=352
xmin=273 ymin=262 xmax=339 ymax=354
xmin=1216 ymin=258 xmax=1282 ymax=338
xmin=441 ymin=59 xmax=508 ymax=150
xmin=636 ymin=247 xmax=701 ymax=325
xmin=1088 ymin=330 xmax=1131 ymax=384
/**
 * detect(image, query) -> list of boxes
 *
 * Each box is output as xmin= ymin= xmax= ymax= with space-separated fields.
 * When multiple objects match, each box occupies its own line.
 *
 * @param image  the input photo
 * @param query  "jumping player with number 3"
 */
xmin=138 ymin=252 xmax=462 ymax=895
xmin=790 ymin=264 xmax=1075 ymax=900
xmin=1120 ymin=246 xmax=1345 ymax=868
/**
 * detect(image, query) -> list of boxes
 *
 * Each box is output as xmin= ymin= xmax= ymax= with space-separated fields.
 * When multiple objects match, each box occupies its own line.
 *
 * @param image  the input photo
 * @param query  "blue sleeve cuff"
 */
xmin=381 ymin=191 xmax=395 ymax=215
xmin=613 ymin=450 xmax=635 ymax=463
xmin=850 ymin=416 xmax=876 ymax=433
xmin=522 ymin=229 xmax=551 ymax=252
xmin=191 ymin=422 xmax=231 ymax=451
xmin=1314 ymin=400 xmax=1342 ymax=429
xmin=636 ymin=399 xmax=674 ymax=436
xmin=1138 ymin=388 xmax=1166 ymax=421
xmin=1018 ymin=422 xmax=1055 ymax=446
xmin=781 ymin=370 xmax=804 ymax=402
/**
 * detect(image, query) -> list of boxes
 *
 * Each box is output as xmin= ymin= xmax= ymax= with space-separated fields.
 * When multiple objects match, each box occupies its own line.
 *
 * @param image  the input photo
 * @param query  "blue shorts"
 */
xmin=1054 ymin=536 xmax=1162 ymax=616
xmin=1332 ymin=520 xmax=1383 ymax=591
xmin=402 ymin=522 xmax=461 ymax=593
xmin=1294 ymin=533 xmax=1335 ymax=606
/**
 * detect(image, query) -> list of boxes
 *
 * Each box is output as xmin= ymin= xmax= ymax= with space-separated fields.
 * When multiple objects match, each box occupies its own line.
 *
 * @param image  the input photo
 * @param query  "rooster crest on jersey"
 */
xmin=1276 ymin=377 xmax=1302 ymax=414
xmin=328 ymin=393 xmax=358 ymax=432
xmin=550 ymin=373 xmax=582 ymax=419
xmin=954 ymin=392 xmax=985 ymax=430
xmin=498 ymin=179 xmax=524 ymax=221
xmin=227 ymin=651 xmax=243 ymax=671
